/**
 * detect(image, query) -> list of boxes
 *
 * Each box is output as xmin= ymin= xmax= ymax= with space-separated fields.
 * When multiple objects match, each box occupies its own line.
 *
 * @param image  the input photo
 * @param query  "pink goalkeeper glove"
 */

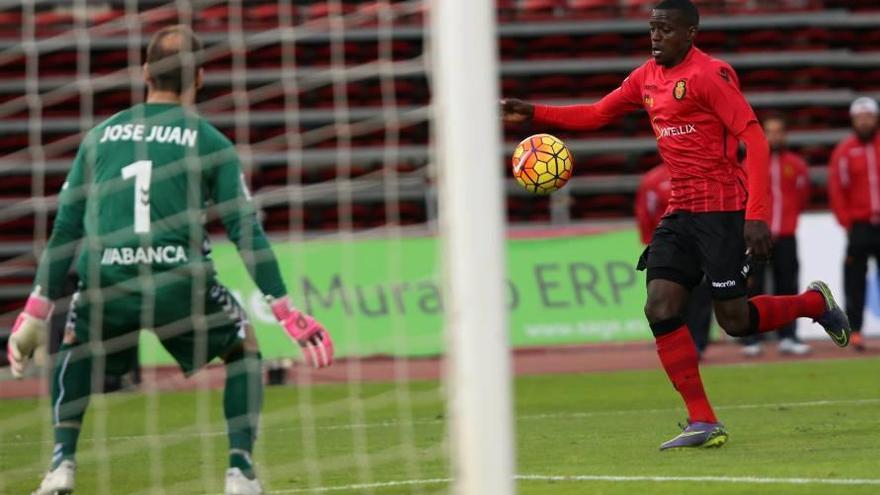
xmin=269 ymin=296 xmax=334 ymax=368
xmin=7 ymin=286 xmax=54 ymax=378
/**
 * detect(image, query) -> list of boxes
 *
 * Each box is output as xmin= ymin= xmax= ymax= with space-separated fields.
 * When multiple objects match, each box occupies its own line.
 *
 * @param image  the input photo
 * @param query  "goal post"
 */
xmin=430 ymin=1 xmax=516 ymax=494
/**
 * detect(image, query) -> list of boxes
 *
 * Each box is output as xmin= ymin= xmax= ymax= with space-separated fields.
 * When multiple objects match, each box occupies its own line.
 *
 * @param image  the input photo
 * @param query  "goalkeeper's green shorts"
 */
xmin=67 ymin=276 xmax=248 ymax=375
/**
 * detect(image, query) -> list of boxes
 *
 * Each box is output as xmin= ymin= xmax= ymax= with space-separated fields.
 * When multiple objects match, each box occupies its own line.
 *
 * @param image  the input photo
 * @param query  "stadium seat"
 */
xmin=790 ymin=27 xmax=832 ymax=51
xmin=527 ymin=35 xmax=574 ymax=60
xmin=496 ymin=0 xmax=519 ymax=21
xmin=567 ymin=0 xmax=618 ymax=19
xmin=739 ymin=69 xmax=787 ymax=91
xmin=622 ymin=0 xmax=655 ymax=18
xmin=528 ymin=75 xmax=574 ymax=99
xmin=245 ymin=4 xmax=286 ymax=29
xmin=518 ymin=0 xmax=567 ymax=20
xmin=792 ymin=106 xmax=841 ymax=129
xmin=738 ymin=30 xmax=785 ymax=52
xmin=0 ymin=10 xmax=22 ymax=37
xmin=34 ymin=9 xmax=74 ymax=35
xmin=570 ymin=33 xmax=626 ymax=56
xmin=198 ymin=5 xmax=230 ymax=30
xmin=695 ymin=30 xmax=731 ymax=52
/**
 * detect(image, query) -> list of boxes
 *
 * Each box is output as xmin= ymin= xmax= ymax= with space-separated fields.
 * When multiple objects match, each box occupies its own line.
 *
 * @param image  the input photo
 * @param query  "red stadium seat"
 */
xmin=518 ymin=0 xmax=566 ymax=21
xmin=570 ymin=33 xmax=625 ymax=56
xmin=140 ymin=8 xmax=179 ymax=30
xmin=197 ymin=5 xmax=230 ymax=31
xmin=528 ymin=75 xmax=573 ymax=99
xmin=498 ymin=37 xmax=520 ymax=60
xmin=501 ymin=78 xmax=524 ymax=97
xmin=567 ymin=0 xmax=618 ymax=19
xmin=828 ymin=0 xmax=880 ymax=11
xmin=692 ymin=0 xmax=731 ymax=16
xmin=497 ymin=0 xmax=519 ymax=21
xmin=855 ymin=70 xmax=880 ymax=91
xmin=526 ymin=35 xmax=573 ymax=59
xmin=788 ymin=67 xmax=835 ymax=90
xmin=91 ymin=8 xmax=124 ymax=25
xmin=246 ymin=3 xmax=284 ymax=28
xmin=694 ymin=30 xmax=730 ymax=52
xmin=622 ymin=0 xmax=654 ymax=18
xmin=35 ymin=9 xmax=73 ymax=29
xmin=788 ymin=27 xmax=832 ymax=51
xmin=737 ymin=30 xmax=784 ymax=52
xmin=856 ymin=30 xmax=880 ymax=52
xmin=303 ymin=2 xmax=330 ymax=20
xmin=739 ymin=69 xmax=786 ymax=91
xmin=94 ymin=50 xmax=131 ymax=74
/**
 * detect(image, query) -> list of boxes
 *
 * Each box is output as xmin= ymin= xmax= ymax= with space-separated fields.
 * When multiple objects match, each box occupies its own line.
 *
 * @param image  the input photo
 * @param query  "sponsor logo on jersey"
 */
xmin=99 ymin=124 xmax=198 ymax=148
xmin=655 ymin=123 xmax=697 ymax=139
xmin=673 ymin=79 xmax=687 ymax=100
xmin=100 ymin=245 xmax=189 ymax=265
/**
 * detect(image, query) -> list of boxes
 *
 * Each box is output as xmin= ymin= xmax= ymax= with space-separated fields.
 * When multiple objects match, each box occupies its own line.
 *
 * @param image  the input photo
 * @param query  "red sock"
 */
xmin=655 ymin=326 xmax=717 ymax=423
xmin=749 ymin=291 xmax=825 ymax=333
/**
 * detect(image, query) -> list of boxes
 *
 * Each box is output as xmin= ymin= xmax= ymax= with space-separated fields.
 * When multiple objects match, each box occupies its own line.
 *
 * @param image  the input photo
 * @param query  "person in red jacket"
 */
xmin=741 ymin=116 xmax=812 ymax=356
xmin=829 ymin=96 xmax=880 ymax=351
xmin=636 ymin=165 xmax=712 ymax=357
xmin=501 ymin=0 xmax=850 ymax=450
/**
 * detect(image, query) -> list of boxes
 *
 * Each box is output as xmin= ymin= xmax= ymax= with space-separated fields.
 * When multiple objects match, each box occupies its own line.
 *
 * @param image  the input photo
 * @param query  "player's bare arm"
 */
xmin=500 ymin=98 xmax=534 ymax=124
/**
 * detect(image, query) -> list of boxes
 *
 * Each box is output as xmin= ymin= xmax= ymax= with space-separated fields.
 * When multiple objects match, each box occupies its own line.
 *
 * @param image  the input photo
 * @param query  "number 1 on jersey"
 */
xmin=121 ymin=160 xmax=153 ymax=234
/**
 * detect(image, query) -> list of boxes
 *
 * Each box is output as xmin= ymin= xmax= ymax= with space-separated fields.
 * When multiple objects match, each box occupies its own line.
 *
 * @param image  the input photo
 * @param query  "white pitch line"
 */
xmin=517 ymin=474 xmax=880 ymax=486
xmin=264 ymin=478 xmax=451 ymax=493
xmin=3 ymin=397 xmax=879 ymax=447
xmin=214 ymin=473 xmax=880 ymax=494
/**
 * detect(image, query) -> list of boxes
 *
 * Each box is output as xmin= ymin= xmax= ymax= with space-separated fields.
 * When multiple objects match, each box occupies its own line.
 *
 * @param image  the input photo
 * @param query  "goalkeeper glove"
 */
xmin=7 ymin=286 xmax=54 ymax=378
xmin=268 ymin=296 xmax=334 ymax=369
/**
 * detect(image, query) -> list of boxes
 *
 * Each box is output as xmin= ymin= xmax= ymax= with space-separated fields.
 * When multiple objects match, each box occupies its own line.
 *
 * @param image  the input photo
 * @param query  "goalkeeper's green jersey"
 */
xmin=34 ymin=102 xmax=287 ymax=300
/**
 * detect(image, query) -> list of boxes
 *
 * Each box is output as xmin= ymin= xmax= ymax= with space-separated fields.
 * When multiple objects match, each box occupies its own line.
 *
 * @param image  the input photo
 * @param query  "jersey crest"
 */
xmin=673 ymin=80 xmax=687 ymax=100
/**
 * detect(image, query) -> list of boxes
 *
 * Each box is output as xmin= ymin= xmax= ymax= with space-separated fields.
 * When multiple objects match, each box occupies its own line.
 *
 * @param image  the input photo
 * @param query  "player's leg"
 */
xmin=34 ymin=329 xmax=92 ymax=495
xmin=639 ymin=213 xmax=725 ymax=449
xmin=156 ymin=280 xmax=264 ymax=494
xmin=682 ymin=278 xmax=712 ymax=357
xmin=51 ymin=332 xmax=91 ymax=467
xmin=35 ymin=285 xmax=142 ymax=495
xmin=220 ymin=323 xmax=263 ymax=489
xmin=646 ymin=279 xmax=715 ymax=419
xmin=647 ymin=278 xmax=729 ymax=450
xmin=714 ymin=279 xmax=847 ymax=345
xmin=697 ymin=212 xmax=845 ymax=345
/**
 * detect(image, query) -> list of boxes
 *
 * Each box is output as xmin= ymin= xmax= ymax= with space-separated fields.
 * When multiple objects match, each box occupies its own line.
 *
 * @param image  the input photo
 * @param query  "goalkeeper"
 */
xmin=7 ymin=25 xmax=333 ymax=495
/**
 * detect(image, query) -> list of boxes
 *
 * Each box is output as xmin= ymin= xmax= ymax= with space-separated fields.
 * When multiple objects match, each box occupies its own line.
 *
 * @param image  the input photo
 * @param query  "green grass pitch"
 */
xmin=1 ymin=357 xmax=878 ymax=494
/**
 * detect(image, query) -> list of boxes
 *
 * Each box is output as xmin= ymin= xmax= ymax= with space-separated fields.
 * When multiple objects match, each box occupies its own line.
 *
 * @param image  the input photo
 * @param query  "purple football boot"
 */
xmin=659 ymin=421 xmax=728 ymax=450
xmin=808 ymin=281 xmax=851 ymax=348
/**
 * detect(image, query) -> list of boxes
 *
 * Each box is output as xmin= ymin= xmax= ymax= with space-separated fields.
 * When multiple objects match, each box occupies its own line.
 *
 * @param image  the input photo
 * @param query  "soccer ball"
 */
xmin=511 ymin=133 xmax=573 ymax=194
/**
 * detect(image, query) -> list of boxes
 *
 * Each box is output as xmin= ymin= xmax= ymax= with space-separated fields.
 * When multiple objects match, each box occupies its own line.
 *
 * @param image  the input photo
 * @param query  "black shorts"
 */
xmin=637 ymin=210 xmax=750 ymax=300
